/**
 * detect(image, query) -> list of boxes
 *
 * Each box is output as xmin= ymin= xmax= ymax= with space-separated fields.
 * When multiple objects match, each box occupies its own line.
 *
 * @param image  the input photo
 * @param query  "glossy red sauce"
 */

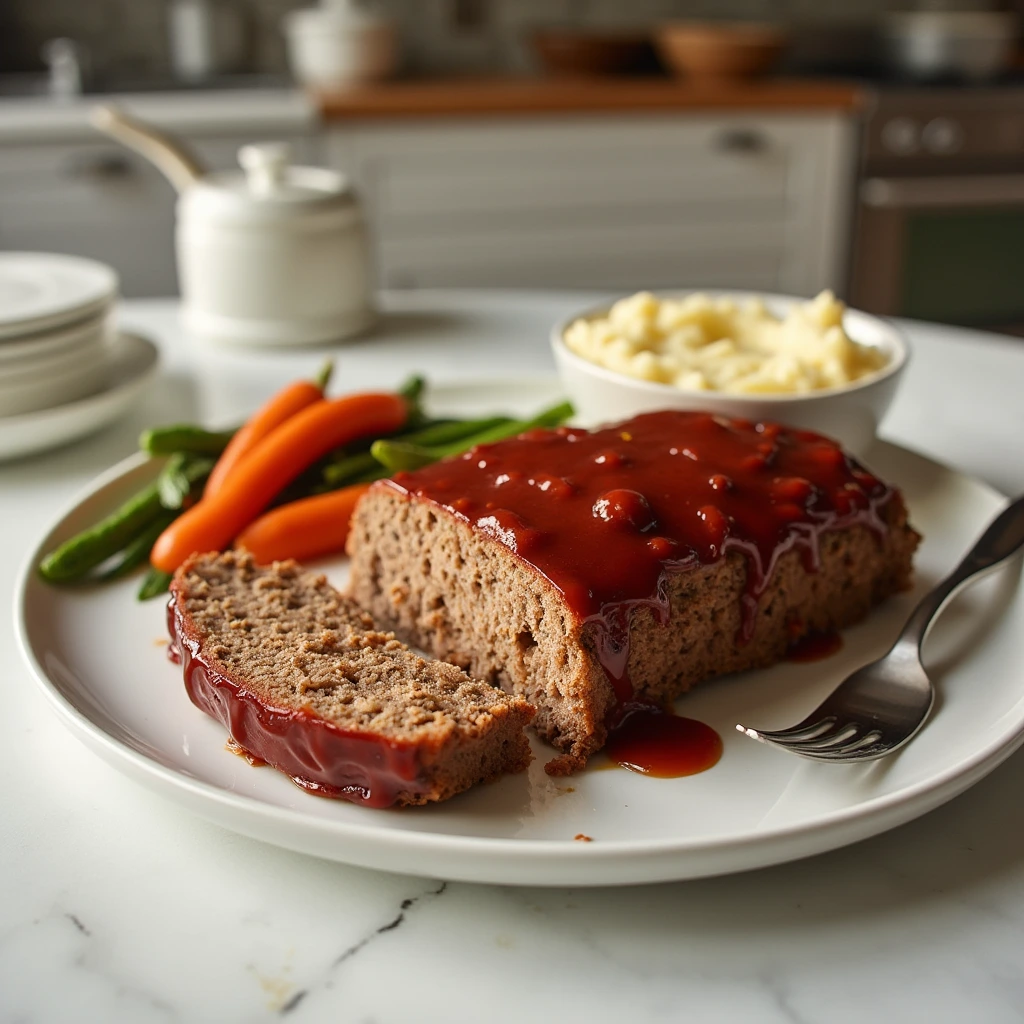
xmin=787 ymin=629 xmax=844 ymax=662
xmin=605 ymin=705 xmax=723 ymax=777
xmin=385 ymin=409 xmax=891 ymax=708
xmin=167 ymin=598 xmax=426 ymax=808
xmin=225 ymin=737 xmax=268 ymax=767
xmin=170 ymin=411 xmax=890 ymax=794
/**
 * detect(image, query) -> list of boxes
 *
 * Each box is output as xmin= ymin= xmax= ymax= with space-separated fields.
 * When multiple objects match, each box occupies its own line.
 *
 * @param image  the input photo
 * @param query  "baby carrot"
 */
xmin=150 ymin=391 xmax=407 ymax=574
xmin=236 ymin=483 xmax=372 ymax=564
xmin=203 ymin=361 xmax=332 ymax=497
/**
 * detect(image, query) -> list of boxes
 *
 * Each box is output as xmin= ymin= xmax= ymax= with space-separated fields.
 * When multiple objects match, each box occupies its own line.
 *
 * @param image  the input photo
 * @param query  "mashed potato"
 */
xmin=562 ymin=291 xmax=887 ymax=395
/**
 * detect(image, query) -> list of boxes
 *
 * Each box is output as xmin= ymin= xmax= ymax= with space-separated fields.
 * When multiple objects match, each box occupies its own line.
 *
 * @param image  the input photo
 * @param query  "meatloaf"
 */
xmin=168 ymin=551 xmax=534 ymax=806
xmin=346 ymin=409 xmax=920 ymax=774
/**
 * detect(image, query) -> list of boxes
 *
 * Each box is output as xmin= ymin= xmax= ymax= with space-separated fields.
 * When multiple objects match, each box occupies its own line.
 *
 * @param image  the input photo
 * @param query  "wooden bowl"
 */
xmin=655 ymin=22 xmax=786 ymax=83
xmin=529 ymin=29 xmax=656 ymax=78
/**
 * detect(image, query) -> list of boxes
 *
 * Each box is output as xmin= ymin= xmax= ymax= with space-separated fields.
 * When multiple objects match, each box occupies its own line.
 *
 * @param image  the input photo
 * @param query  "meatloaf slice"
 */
xmin=168 ymin=551 xmax=534 ymax=807
xmin=346 ymin=410 xmax=920 ymax=774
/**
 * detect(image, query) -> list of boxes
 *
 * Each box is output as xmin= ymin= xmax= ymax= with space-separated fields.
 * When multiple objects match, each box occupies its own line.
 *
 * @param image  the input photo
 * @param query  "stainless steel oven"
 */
xmin=849 ymin=88 xmax=1024 ymax=332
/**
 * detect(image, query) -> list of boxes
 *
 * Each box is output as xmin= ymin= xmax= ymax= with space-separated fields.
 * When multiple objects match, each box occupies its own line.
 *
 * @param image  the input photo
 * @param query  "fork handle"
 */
xmin=899 ymin=493 xmax=1024 ymax=652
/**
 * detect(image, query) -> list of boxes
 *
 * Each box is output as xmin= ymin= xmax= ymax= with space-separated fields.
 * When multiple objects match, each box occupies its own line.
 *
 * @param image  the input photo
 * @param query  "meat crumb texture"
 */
xmin=346 ymin=410 xmax=921 ymax=774
xmin=169 ymin=550 xmax=534 ymax=807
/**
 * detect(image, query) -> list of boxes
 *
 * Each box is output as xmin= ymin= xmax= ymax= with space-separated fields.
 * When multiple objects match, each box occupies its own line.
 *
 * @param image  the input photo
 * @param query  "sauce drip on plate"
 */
xmin=605 ymin=705 xmax=723 ymax=778
xmin=786 ymin=629 xmax=844 ymax=662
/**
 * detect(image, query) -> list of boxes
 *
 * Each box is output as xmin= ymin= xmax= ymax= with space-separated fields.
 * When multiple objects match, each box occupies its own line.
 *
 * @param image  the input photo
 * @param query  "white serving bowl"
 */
xmin=551 ymin=290 xmax=909 ymax=457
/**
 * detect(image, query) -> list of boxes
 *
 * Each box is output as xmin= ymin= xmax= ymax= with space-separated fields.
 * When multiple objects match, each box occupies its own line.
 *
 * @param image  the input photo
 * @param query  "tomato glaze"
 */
xmin=385 ymin=410 xmax=891 ymax=706
xmin=167 ymin=597 xmax=425 ymax=808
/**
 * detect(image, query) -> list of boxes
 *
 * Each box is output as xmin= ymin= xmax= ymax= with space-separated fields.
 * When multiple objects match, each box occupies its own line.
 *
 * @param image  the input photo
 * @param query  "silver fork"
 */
xmin=736 ymin=493 xmax=1024 ymax=762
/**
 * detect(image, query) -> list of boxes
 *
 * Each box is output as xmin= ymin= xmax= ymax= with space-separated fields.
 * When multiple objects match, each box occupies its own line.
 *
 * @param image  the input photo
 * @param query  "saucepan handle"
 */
xmin=89 ymin=104 xmax=205 ymax=194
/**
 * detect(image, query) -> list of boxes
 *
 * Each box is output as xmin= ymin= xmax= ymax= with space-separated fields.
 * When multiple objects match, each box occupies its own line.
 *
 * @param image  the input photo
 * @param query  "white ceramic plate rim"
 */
xmin=0 ymin=337 xmax=109 ymax=392
xmin=0 ymin=296 xmax=113 ymax=343
xmin=13 ymin=429 xmax=1023 ymax=884
xmin=0 ymin=253 xmax=118 ymax=338
xmin=551 ymin=289 xmax=910 ymax=405
xmin=0 ymin=307 xmax=110 ymax=365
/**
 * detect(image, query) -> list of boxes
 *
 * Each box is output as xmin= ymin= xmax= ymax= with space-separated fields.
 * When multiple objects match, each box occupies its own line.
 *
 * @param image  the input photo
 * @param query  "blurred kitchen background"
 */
xmin=2 ymin=0 xmax=1024 ymax=332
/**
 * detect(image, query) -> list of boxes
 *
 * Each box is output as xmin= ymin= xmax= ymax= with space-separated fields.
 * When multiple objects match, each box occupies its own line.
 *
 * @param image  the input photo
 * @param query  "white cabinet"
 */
xmin=326 ymin=113 xmax=855 ymax=296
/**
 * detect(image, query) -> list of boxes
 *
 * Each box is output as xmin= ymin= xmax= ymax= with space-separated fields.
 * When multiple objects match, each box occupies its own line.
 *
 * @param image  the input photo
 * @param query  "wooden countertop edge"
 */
xmin=315 ymin=77 xmax=866 ymax=119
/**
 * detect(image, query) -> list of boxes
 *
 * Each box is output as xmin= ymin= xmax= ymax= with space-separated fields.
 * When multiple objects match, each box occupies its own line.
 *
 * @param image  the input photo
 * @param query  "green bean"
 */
xmin=325 ymin=417 xmax=458 ymax=458
xmin=398 ymin=374 xmax=430 ymax=428
xmin=138 ymin=567 xmax=173 ymax=601
xmin=39 ymin=481 xmax=163 ymax=583
xmin=94 ymin=513 xmax=177 ymax=582
xmin=40 ymin=453 xmax=216 ymax=585
xmin=398 ymin=374 xmax=425 ymax=403
xmin=369 ymin=440 xmax=440 ymax=473
xmin=156 ymin=453 xmax=215 ymax=510
xmin=139 ymin=425 xmax=236 ymax=457
xmin=370 ymin=401 xmax=573 ymax=472
xmin=321 ymin=451 xmax=379 ymax=487
xmin=314 ymin=359 xmax=334 ymax=393
xmin=321 ymin=418 xmax=513 ymax=487
xmin=403 ymin=417 xmax=512 ymax=447
xmin=524 ymin=401 xmax=574 ymax=428
xmin=423 ymin=401 xmax=571 ymax=455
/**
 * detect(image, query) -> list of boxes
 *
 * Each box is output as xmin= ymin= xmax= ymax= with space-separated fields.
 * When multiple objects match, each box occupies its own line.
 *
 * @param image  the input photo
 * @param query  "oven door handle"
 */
xmin=862 ymin=174 xmax=1024 ymax=209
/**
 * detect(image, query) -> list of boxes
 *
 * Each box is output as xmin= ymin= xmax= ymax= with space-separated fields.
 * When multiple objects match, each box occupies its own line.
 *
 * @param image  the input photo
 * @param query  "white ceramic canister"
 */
xmin=177 ymin=142 xmax=375 ymax=347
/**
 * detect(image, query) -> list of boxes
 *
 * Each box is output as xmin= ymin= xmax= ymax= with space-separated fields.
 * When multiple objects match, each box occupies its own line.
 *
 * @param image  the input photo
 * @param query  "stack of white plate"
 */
xmin=0 ymin=253 xmax=162 ymax=461
xmin=0 ymin=253 xmax=120 ymax=417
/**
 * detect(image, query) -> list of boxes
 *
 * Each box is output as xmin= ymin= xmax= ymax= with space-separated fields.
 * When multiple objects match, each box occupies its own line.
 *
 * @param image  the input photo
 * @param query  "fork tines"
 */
xmin=736 ymin=718 xmax=890 ymax=762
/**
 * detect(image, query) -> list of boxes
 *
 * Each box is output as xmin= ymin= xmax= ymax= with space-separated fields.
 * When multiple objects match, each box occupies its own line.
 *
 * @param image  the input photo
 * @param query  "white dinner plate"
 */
xmin=0 ymin=331 xmax=158 ymax=461
xmin=0 ymin=307 xmax=110 ymax=366
xmin=15 ymin=380 xmax=1024 ymax=886
xmin=0 ymin=252 xmax=117 ymax=340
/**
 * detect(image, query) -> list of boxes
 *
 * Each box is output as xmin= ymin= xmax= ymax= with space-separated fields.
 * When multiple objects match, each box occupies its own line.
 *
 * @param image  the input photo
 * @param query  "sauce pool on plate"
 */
xmin=786 ymin=629 xmax=843 ymax=662
xmin=605 ymin=705 xmax=723 ymax=778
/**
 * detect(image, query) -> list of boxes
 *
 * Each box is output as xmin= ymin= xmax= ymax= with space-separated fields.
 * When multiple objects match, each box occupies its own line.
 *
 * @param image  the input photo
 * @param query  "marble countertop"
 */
xmin=3 ymin=292 xmax=1024 ymax=1023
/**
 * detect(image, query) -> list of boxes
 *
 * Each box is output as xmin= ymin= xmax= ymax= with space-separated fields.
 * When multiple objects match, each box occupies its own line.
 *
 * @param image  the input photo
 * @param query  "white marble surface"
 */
xmin=3 ymin=292 xmax=1024 ymax=1023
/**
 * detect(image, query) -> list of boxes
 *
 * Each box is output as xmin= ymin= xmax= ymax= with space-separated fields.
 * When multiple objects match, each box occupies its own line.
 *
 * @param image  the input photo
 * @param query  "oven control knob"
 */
xmin=922 ymin=117 xmax=964 ymax=155
xmin=881 ymin=117 xmax=920 ymax=155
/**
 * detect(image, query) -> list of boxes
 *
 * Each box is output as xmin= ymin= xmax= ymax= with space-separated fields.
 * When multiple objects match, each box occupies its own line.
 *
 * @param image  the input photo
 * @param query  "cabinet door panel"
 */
xmin=380 ymin=249 xmax=781 ymax=292
xmin=347 ymin=117 xmax=789 ymax=222
xmin=378 ymin=216 xmax=785 ymax=291
xmin=375 ymin=147 xmax=787 ymax=221
xmin=329 ymin=113 xmax=855 ymax=297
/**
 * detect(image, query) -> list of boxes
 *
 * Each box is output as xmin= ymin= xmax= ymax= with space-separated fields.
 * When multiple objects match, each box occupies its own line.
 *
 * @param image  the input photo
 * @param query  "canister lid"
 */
xmin=182 ymin=142 xmax=358 ymax=225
